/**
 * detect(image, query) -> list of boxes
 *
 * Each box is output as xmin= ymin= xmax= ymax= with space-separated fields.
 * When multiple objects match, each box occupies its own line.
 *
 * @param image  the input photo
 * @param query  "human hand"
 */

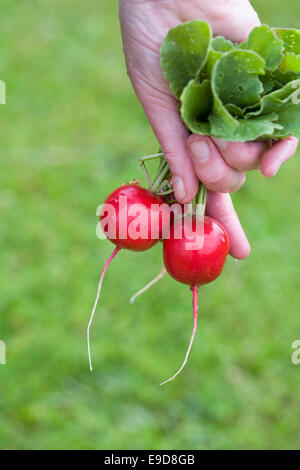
xmin=119 ymin=0 xmax=298 ymax=258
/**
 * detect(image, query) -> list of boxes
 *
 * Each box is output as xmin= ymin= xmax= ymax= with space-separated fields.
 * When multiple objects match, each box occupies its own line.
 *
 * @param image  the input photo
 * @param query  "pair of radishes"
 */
xmin=87 ymin=179 xmax=229 ymax=385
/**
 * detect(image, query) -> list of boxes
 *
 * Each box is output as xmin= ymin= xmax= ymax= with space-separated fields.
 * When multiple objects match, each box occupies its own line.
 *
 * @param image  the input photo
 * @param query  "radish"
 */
xmin=87 ymin=182 xmax=170 ymax=371
xmin=87 ymin=153 xmax=229 ymax=384
xmin=100 ymin=182 xmax=169 ymax=251
xmin=161 ymin=214 xmax=229 ymax=385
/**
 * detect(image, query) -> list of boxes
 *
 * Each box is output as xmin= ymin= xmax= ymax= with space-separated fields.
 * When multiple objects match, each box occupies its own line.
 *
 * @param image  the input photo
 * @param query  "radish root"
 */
xmin=87 ymin=246 xmax=121 ymax=372
xmin=160 ymin=286 xmax=198 ymax=386
xmin=130 ymin=266 xmax=166 ymax=304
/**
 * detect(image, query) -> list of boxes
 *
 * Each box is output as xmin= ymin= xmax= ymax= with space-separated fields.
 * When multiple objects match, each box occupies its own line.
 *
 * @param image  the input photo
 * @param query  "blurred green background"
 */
xmin=1 ymin=0 xmax=300 ymax=450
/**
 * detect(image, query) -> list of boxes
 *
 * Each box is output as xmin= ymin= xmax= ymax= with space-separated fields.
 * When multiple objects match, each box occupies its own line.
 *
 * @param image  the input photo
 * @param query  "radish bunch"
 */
xmin=87 ymin=153 xmax=229 ymax=384
xmin=87 ymin=19 xmax=300 ymax=384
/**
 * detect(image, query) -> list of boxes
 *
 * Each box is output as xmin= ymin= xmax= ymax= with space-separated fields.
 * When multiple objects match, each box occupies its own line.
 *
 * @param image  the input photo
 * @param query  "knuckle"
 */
xmin=228 ymin=173 xmax=246 ymax=193
xmin=204 ymin=173 xmax=229 ymax=192
xmin=225 ymin=146 xmax=258 ymax=171
xmin=163 ymin=149 xmax=180 ymax=165
xmin=206 ymin=172 xmax=244 ymax=193
xmin=226 ymin=155 xmax=244 ymax=171
xmin=232 ymin=159 xmax=256 ymax=171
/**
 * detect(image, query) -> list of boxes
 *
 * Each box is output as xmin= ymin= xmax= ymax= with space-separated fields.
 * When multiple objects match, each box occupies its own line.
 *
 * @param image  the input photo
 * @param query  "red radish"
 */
xmin=164 ymin=215 xmax=229 ymax=286
xmin=87 ymin=182 xmax=170 ymax=371
xmin=100 ymin=183 xmax=169 ymax=251
xmin=161 ymin=215 xmax=229 ymax=385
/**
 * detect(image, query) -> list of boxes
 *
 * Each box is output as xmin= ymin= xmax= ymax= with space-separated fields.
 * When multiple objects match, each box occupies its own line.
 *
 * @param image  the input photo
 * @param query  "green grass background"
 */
xmin=1 ymin=0 xmax=300 ymax=450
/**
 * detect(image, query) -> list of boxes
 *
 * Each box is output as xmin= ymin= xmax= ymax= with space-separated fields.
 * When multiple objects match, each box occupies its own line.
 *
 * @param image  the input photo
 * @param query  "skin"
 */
xmin=119 ymin=0 xmax=299 ymax=259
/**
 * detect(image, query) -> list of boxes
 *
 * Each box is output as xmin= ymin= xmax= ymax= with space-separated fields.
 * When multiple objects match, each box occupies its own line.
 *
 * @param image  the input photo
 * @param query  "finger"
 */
xmin=130 ymin=79 xmax=199 ymax=203
xmin=206 ymin=191 xmax=251 ymax=260
xmin=212 ymin=138 xmax=267 ymax=171
xmin=187 ymin=135 xmax=245 ymax=193
xmin=260 ymin=137 xmax=299 ymax=177
xmin=211 ymin=1 xmax=260 ymax=42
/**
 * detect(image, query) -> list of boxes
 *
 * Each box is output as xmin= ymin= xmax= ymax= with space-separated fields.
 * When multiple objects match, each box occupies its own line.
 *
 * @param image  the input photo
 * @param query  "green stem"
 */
xmin=164 ymin=194 xmax=177 ymax=204
xmin=153 ymin=157 xmax=165 ymax=182
xmin=139 ymin=152 xmax=163 ymax=162
xmin=158 ymin=188 xmax=175 ymax=196
xmin=139 ymin=160 xmax=152 ymax=189
xmin=151 ymin=161 xmax=170 ymax=193
xmin=195 ymin=183 xmax=207 ymax=218
xmin=138 ymin=152 xmax=164 ymax=190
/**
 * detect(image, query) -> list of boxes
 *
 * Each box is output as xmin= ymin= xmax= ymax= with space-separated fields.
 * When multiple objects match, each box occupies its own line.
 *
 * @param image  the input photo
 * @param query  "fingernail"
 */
xmin=189 ymin=140 xmax=210 ymax=163
xmin=265 ymin=165 xmax=279 ymax=177
xmin=214 ymin=138 xmax=229 ymax=150
xmin=173 ymin=176 xmax=186 ymax=201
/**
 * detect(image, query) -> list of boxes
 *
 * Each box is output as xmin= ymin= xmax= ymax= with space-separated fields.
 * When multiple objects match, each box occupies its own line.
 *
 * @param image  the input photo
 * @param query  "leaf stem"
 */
xmin=151 ymin=161 xmax=171 ymax=193
xmin=195 ymin=182 xmax=207 ymax=218
xmin=138 ymin=152 xmax=164 ymax=162
xmin=139 ymin=160 xmax=152 ymax=190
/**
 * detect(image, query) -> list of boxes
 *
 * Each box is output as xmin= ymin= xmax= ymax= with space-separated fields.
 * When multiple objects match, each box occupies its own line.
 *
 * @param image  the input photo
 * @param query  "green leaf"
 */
xmin=271 ymin=99 xmax=300 ymax=138
xmin=246 ymin=80 xmax=300 ymax=115
xmin=201 ymin=37 xmax=236 ymax=80
xmin=273 ymin=28 xmax=300 ymax=54
xmin=211 ymin=37 xmax=236 ymax=52
xmin=273 ymin=28 xmax=300 ymax=84
xmin=279 ymin=52 xmax=300 ymax=73
xmin=260 ymin=74 xmax=278 ymax=94
xmin=240 ymin=25 xmax=283 ymax=71
xmin=245 ymin=80 xmax=300 ymax=137
xmin=225 ymin=103 xmax=244 ymax=118
xmin=160 ymin=21 xmax=212 ymax=99
xmin=180 ymin=79 xmax=212 ymax=134
xmin=272 ymin=68 xmax=300 ymax=85
xmin=212 ymin=49 xmax=265 ymax=108
xmin=209 ymin=112 xmax=282 ymax=141
xmin=208 ymin=103 xmax=239 ymax=138
xmin=160 ymin=21 xmax=300 ymax=141
xmin=208 ymin=50 xmax=266 ymax=137
xmin=233 ymin=114 xmax=282 ymax=141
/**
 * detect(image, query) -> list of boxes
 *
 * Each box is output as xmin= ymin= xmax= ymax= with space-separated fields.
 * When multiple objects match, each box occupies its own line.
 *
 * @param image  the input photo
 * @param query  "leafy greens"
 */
xmin=160 ymin=22 xmax=300 ymax=141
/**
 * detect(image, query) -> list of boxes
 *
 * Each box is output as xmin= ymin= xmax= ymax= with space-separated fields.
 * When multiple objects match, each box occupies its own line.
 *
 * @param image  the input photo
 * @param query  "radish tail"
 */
xmin=87 ymin=246 xmax=121 ymax=372
xmin=130 ymin=266 xmax=166 ymax=304
xmin=160 ymin=286 xmax=198 ymax=386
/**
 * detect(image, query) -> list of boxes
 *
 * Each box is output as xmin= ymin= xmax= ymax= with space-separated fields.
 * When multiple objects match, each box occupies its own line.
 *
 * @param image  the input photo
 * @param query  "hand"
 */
xmin=119 ymin=0 xmax=298 ymax=259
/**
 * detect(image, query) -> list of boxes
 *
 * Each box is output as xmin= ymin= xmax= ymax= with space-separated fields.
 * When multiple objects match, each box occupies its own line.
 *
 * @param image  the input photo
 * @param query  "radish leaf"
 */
xmin=240 ymin=25 xmax=284 ymax=71
xmin=212 ymin=50 xmax=265 ymax=108
xmin=273 ymin=28 xmax=300 ymax=54
xmin=160 ymin=21 xmax=211 ymax=99
xmin=180 ymin=79 xmax=212 ymax=134
xmin=160 ymin=21 xmax=300 ymax=140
